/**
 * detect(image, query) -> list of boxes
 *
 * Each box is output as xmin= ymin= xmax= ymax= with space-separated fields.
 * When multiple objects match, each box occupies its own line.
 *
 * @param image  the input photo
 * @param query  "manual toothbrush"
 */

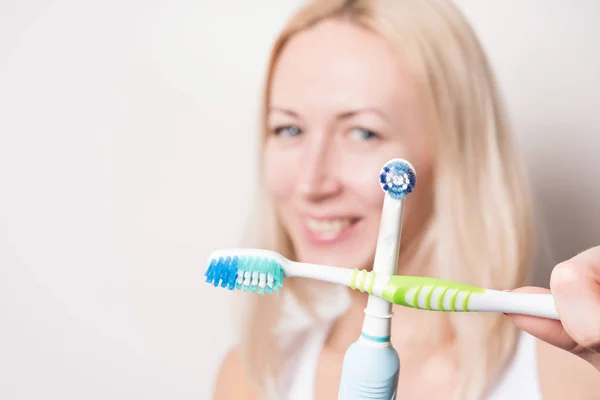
xmin=204 ymin=247 xmax=559 ymax=320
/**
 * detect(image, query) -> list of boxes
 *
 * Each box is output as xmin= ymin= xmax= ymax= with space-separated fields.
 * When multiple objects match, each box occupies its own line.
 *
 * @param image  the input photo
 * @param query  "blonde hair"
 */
xmin=234 ymin=0 xmax=535 ymax=399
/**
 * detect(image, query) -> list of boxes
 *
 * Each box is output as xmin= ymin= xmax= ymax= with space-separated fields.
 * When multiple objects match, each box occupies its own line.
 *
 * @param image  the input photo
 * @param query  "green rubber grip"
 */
xmin=381 ymin=276 xmax=485 ymax=311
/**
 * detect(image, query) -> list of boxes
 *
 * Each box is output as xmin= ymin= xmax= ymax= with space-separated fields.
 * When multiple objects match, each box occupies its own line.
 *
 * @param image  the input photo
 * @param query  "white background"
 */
xmin=1 ymin=1 xmax=598 ymax=399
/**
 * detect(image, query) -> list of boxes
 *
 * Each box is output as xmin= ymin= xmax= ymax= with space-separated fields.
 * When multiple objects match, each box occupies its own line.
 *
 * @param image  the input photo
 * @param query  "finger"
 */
xmin=550 ymin=258 xmax=600 ymax=352
xmin=566 ymin=245 xmax=600 ymax=269
xmin=506 ymin=286 xmax=578 ymax=351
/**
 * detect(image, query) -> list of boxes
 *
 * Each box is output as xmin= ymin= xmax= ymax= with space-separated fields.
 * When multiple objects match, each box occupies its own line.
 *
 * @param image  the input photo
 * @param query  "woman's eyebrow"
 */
xmin=336 ymin=108 xmax=390 ymax=124
xmin=268 ymin=106 xmax=391 ymax=124
xmin=268 ymin=107 xmax=298 ymax=117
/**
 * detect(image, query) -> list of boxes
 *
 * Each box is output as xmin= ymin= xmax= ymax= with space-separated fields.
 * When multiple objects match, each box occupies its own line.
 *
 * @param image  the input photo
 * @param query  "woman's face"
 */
xmin=264 ymin=19 xmax=434 ymax=270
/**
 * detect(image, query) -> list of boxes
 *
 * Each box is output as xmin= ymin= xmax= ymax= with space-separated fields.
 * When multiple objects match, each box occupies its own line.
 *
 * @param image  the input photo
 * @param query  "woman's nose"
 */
xmin=297 ymin=142 xmax=342 ymax=201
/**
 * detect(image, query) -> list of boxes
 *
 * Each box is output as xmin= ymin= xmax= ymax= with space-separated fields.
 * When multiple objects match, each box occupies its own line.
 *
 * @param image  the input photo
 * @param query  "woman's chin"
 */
xmin=294 ymin=247 xmax=373 ymax=270
xmin=288 ymin=219 xmax=377 ymax=269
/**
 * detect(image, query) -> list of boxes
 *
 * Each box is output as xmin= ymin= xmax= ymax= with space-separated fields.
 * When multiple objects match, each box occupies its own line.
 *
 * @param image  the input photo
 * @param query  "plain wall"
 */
xmin=1 ymin=1 xmax=598 ymax=399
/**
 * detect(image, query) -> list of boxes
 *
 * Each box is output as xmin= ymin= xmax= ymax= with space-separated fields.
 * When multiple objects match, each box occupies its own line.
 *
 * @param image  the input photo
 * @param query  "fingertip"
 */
xmin=551 ymin=262 xmax=580 ymax=289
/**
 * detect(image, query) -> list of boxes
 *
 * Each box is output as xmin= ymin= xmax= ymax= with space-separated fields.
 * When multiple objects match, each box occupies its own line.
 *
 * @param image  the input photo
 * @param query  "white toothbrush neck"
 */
xmin=361 ymin=195 xmax=405 ymax=342
xmin=373 ymin=196 xmax=405 ymax=277
xmin=284 ymin=260 xmax=353 ymax=286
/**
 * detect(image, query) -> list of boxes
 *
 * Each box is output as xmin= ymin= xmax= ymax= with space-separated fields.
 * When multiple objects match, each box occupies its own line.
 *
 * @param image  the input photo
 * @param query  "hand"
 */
xmin=507 ymin=246 xmax=600 ymax=371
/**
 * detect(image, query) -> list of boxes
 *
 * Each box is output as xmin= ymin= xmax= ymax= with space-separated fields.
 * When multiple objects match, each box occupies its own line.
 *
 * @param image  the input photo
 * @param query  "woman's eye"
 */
xmin=272 ymin=125 xmax=303 ymax=137
xmin=349 ymin=127 xmax=379 ymax=141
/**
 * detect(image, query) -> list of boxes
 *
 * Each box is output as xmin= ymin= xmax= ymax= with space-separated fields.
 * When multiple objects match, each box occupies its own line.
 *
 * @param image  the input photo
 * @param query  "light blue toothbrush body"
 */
xmin=338 ymin=340 xmax=400 ymax=399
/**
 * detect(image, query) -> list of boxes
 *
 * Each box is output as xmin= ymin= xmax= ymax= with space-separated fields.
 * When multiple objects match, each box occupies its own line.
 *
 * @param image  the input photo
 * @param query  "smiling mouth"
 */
xmin=304 ymin=217 xmax=360 ymax=242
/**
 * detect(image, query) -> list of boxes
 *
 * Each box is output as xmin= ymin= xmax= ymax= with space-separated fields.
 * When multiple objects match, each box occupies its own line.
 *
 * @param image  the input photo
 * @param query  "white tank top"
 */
xmin=284 ymin=326 xmax=542 ymax=400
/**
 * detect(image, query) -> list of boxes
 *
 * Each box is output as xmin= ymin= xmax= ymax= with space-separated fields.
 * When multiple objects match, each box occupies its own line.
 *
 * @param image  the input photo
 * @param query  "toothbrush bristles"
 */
xmin=205 ymin=255 xmax=285 ymax=294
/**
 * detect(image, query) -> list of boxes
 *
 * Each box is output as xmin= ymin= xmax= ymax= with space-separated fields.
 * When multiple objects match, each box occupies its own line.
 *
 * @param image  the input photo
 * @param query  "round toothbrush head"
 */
xmin=379 ymin=158 xmax=417 ymax=200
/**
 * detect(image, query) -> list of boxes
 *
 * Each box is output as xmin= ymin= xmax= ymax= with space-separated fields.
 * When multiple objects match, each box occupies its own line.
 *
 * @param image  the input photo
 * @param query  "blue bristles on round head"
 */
xmin=379 ymin=158 xmax=417 ymax=200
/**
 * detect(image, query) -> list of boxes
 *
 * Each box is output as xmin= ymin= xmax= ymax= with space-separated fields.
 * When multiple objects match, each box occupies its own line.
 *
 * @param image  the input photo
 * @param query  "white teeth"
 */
xmin=306 ymin=218 xmax=352 ymax=234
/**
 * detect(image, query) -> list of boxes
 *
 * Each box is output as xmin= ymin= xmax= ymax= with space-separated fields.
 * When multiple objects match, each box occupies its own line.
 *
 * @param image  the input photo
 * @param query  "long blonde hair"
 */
xmin=234 ymin=1 xmax=535 ymax=399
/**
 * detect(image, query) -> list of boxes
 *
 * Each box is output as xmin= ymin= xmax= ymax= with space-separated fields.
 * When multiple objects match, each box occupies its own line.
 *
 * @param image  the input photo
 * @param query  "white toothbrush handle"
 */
xmin=395 ymin=282 xmax=560 ymax=320
xmin=468 ymin=290 xmax=559 ymax=319
xmin=285 ymin=262 xmax=560 ymax=320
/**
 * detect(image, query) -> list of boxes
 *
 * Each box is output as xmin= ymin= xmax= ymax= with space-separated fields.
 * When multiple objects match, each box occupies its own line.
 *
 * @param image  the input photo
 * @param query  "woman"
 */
xmin=214 ymin=0 xmax=600 ymax=398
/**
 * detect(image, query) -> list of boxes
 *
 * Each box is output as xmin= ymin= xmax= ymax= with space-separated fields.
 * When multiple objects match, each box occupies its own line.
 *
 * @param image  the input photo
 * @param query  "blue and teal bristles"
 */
xmin=204 ymin=255 xmax=285 ymax=294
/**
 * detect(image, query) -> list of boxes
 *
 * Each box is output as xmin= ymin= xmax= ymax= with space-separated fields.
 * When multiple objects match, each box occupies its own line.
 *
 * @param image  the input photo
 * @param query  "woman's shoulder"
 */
xmin=213 ymin=346 xmax=258 ymax=400
xmin=537 ymin=337 xmax=600 ymax=400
